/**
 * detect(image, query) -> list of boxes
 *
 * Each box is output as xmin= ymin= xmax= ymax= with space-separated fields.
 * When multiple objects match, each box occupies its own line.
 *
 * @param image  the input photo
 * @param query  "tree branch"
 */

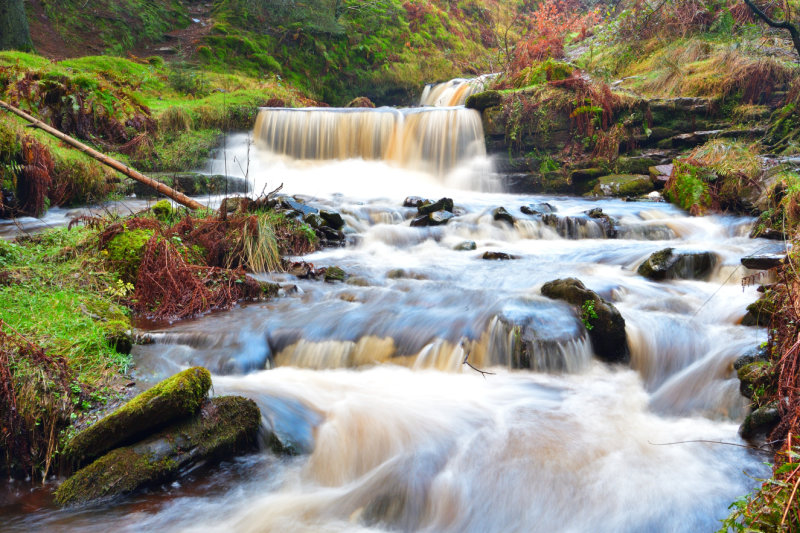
xmin=743 ymin=0 xmax=800 ymax=58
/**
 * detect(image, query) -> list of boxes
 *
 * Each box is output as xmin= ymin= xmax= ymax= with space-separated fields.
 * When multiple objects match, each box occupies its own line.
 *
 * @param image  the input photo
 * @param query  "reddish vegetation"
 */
xmin=0 ymin=320 xmax=74 ymax=477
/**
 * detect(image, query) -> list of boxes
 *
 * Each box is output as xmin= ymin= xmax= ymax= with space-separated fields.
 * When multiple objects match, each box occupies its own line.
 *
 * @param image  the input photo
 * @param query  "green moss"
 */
xmin=664 ymin=161 xmax=712 ymax=213
xmin=151 ymin=199 xmax=173 ymax=222
xmin=104 ymin=229 xmax=155 ymax=283
xmin=64 ymin=367 xmax=212 ymax=467
xmin=592 ymin=174 xmax=652 ymax=197
xmin=55 ymin=395 xmax=260 ymax=506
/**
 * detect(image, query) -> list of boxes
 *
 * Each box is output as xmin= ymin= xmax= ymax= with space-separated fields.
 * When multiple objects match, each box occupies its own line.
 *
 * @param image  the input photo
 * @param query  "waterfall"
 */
xmin=252 ymin=106 xmax=486 ymax=176
xmin=419 ymin=74 xmax=497 ymax=107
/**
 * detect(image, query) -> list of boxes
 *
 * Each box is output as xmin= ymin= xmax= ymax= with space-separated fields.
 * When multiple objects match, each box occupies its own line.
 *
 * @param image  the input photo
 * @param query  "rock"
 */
xmin=734 ymin=345 xmax=769 ymax=371
xmin=592 ymin=174 xmax=653 ymax=197
xmin=304 ymin=213 xmax=325 ymax=229
xmin=739 ymin=403 xmax=780 ymax=440
xmin=319 ymin=210 xmax=344 ymax=230
xmin=741 ymin=254 xmax=785 ymax=270
xmin=492 ymin=207 xmax=515 ymax=225
xmin=737 ymin=359 xmax=771 ymax=400
xmin=540 ymin=278 xmax=629 ymax=364
xmin=403 ymin=196 xmax=430 ymax=208
xmin=616 ymin=156 xmax=659 ymax=175
xmin=64 ymin=367 xmax=212 ymax=468
xmin=150 ymin=200 xmax=173 ymax=221
xmin=324 ymin=266 xmax=346 ymax=282
xmin=637 ymin=248 xmax=717 ymax=281
xmin=346 ymin=96 xmax=376 ymax=108
xmin=752 ymin=228 xmax=787 ymax=241
xmin=418 ymin=198 xmax=454 ymax=216
xmin=520 ymin=203 xmax=555 ymax=215
xmin=482 ymin=251 xmax=516 ymax=260
xmin=465 ymin=90 xmax=502 ymax=111
xmin=454 ymin=241 xmax=477 ymax=251
xmin=54 ymin=396 xmax=261 ymax=506
xmin=742 ymin=293 xmax=776 ymax=327
xmin=410 ymin=210 xmax=454 ymax=227
xmin=649 ymin=164 xmax=674 ymax=179
xmin=318 ymin=225 xmax=345 ymax=243
xmin=570 ymin=168 xmax=606 ymax=194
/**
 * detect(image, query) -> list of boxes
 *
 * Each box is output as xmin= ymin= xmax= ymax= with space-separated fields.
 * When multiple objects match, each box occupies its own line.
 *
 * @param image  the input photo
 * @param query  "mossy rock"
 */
xmin=346 ymin=96 xmax=376 ymax=108
xmin=55 ymin=395 xmax=261 ymax=507
xmin=569 ymin=168 xmax=606 ymax=194
xmin=742 ymin=293 xmax=777 ymax=327
xmin=637 ymin=248 xmax=717 ymax=281
xmin=592 ymin=174 xmax=653 ymax=197
xmin=616 ymin=156 xmax=658 ymax=175
xmin=64 ymin=367 xmax=212 ymax=468
xmin=104 ymin=228 xmax=154 ymax=283
xmin=540 ymin=278 xmax=629 ymax=364
xmin=736 ymin=360 xmax=772 ymax=401
xmin=150 ymin=199 xmax=173 ymax=222
xmin=324 ymin=266 xmax=346 ymax=282
xmin=465 ymin=90 xmax=502 ymax=111
xmin=739 ymin=402 xmax=780 ymax=441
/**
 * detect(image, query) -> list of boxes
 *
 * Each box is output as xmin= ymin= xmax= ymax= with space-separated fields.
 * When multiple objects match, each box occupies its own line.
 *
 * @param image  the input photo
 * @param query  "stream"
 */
xmin=1 ymin=81 xmax=781 ymax=532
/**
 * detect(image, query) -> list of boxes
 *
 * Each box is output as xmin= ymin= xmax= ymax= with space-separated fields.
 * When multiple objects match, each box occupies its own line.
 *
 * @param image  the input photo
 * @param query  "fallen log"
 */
xmin=0 ymin=99 xmax=204 ymax=211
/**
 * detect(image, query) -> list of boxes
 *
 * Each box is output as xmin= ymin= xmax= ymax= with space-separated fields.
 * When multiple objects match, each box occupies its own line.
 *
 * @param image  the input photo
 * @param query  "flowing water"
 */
xmin=1 ymin=90 xmax=783 ymax=532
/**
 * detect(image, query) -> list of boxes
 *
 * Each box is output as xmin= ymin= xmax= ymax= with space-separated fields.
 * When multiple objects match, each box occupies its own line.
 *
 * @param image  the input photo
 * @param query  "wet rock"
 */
xmin=454 ymin=241 xmax=477 ymax=251
xmin=520 ymin=203 xmax=555 ymax=215
xmin=752 ymin=228 xmax=787 ymax=241
xmin=492 ymin=207 xmax=515 ymax=225
xmin=616 ymin=156 xmax=659 ymax=176
xmin=318 ymin=225 xmax=346 ymax=243
xmin=403 ymin=196 xmax=430 ymax=208
xmin=303 ymin=213 xmax=325 ymax=229
xmin=278 ymin=198 xmax=318 ymax=218
xmin=739 ymin=402 xmax=780 ymax=440
xmin=742 ymin=292 xmax=776 ymax=327
xmin=324 ymin=266 xmax=346 ymax=282
xmin=465 ymin=90 xmax=502 ymax=111
xmin=410 ymin=210 xmax=454 ymax=227
xmin=737 ymin=360 xmax=772 ymax=400
xmin=637 ymin=248 xmax=717 ymax=281
xmin=319 ymin=209 xmax=344 ymax=230
xmin=584 ymin=208 xmax=617 ymax=237
xmin=64 ymin=367 xmax=212 ymax=468
xmin=733 ymin=345 xmax=769 ymax=371
xmin=54 ymin=396 xmax=261 ymax=507
xmin=540 ymin=278 xmax=629 ymax=364
xmin=482 ymin=251 xmax=517 ymax=260
xmin=418 ymin=198 xmax=454 ymax=216
xmin=741 ymin=254 xmax=784 ymax=270
xmin=346 ymin=96 xmax=376 ymax=108
xmin=592 ymin=174 xmax=653 ymax=197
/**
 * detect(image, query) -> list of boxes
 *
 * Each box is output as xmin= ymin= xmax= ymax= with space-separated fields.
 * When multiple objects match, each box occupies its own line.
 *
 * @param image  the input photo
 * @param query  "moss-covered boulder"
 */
xmin=465 ymin=90 xmax=502 ymax=111
xmin=104 ymin=228 xmax=154 ymax=283
xmin=540 ymin=278 xmax=629 ymax=364
xmin=346 ymin=96 xmax=376 ymax=108
xmin=739 ymin=402 xmax=780 ymax=441
xmin=54 ymin=395 xmax=261 ymax=507
xmin=742 ymin=292 xmax=777 ymax=327
xmin=324 ymin=266 xmax=346 ymax=282
xmin=64 ymin=367 xmax=212 ymax=468
xmin=592 ymin=174 xmax=653 ymax=197
xmin=637 ymin=248 xmax=717 ymax=281
xmin=736 ymin=360 xmax=773 ymax=401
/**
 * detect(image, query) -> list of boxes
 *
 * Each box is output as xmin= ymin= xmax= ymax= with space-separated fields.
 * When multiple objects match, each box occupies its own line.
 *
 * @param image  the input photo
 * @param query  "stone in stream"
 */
xmin=742 ymin=291 xmax=777 ymax=327
xmin=739 ymin=402 xmax=780 ymax=441
xmin=482 ymin=251 xmax=517 ymax=260
xmin=410 ymin=210 xmax=454 ymax=227
xmin=280 ymin=198 xmax=319 ymax=217
xmin=304 ymin=213 xmax=325 ymax=229
xmin=403 ymin=196 xmax=431 ymax=208
xmin=741 ymin=254 xmax=785 ymax=270
xmin=492 ymin=207 xmax=515 ymax=225
xmin=64 ymin=367 xmax=212 ymax=468
xmin=324 ymin=266 xmax=346 ymax=282
xmin=540 ymin=278 xmax=629 ymax=364
xmin=54 ymin=396 xmax=262 ymax=507
xmin=736 ymin=358 xmax=772 ymax=401
xmin=319 ymin=209 xmax=345 ymax=230
xmin=454 ymin=241 xmax=477 ymax=251
xmin=417 ymin=197 xmax=454 ymax=216
xmin=520 ymin=202 xmax=555 ymax=215
xmin=637 ymin=248 xmax=717 ymax=281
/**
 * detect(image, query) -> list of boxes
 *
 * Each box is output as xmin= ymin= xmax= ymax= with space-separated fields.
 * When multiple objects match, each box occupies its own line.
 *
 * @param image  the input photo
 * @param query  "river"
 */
xmin=1 ymin=81 xmax=778 ymax=532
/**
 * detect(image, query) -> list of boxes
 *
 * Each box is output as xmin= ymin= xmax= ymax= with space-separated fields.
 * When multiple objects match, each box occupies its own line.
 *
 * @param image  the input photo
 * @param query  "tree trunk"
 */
xmin=743 ymin=0 xmax=800 ymax=59
xmin=0 ymin=0 xmax=34 ymax=52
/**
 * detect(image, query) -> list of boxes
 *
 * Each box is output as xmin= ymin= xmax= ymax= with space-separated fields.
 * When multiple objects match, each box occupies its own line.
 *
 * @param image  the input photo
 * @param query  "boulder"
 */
xmin=592 ymin=174 xmax=653 ymax=197
xmin=280 ymin=198 xmax=319 ymax=218
xmin=324 ymin=266 xmax=346 ymax=282
xmin=319 ymin=209 xmax=345 ymax=230
xmin=482 ymin=251 xmax=516 ymax=260
xmin=739 ymin=403 xmax=780 ymax=441
xmin=520 ymin=203 xmax=555 ymax=215
xmin=492 ymin=207 xmax=515 ymax=225
xmin=733 ymin=345 xmax=769 ymax=371
xmin=454 ymin=241 xmax=477 ymax=251
xmin=403 ymin=196 xmax=430 ymax=208
xmin=346 ymin=96 xmax=376 ymax=108
xmin=741 ymin=254 xmax=785 ymax=270
xmin=304 ymin=213 xmax=325 ymax=229
xmin=418 ymin=198 xmax=454 ymax=216
xmin=742 ymin=292 xmax=776 ymax=327
xmin=410 ymin=210 xmax=454 ymax=227
xmin=465 ymin=90 xmax=502 ymax=111
xmin=54 ymin=396 xmax=261 ymax=506
xmin=64 ymin=367 xmax=211 ymax=468
xmin=540 ymin=278 xmax=629 ymax=364
xmin=737 ymin=360 xmax=772 ymax=401
xmin=637 ymin=248 xmax=717 ymax=281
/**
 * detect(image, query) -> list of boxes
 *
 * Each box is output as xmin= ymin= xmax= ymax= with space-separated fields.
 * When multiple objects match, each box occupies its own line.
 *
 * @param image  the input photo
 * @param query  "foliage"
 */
xmin=580 ymin=299 xmax=598 ymax=330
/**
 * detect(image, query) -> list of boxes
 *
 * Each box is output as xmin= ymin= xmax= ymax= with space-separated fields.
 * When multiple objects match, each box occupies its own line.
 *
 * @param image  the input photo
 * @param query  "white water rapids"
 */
xmin=1 ymin=103 xmax=782 ymax=532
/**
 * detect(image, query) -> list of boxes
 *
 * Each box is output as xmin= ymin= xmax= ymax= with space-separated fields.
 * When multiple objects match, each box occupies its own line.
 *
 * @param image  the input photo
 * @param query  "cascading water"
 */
xmin=253 ymin=106 xmax=486 ymax=176
xmin=420 ymin=74 xmax=498 ymax=107
xmin=2 ymin=78 xmax=782 ymax=532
